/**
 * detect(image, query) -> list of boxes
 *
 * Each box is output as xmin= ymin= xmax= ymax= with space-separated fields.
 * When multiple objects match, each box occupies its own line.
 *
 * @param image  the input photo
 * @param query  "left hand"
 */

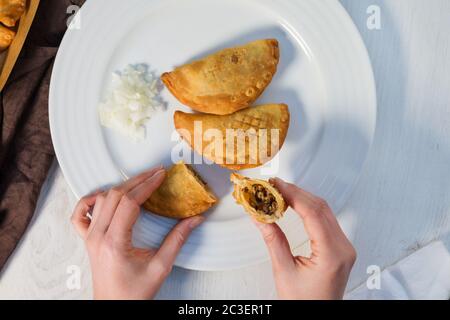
xmin=71 ymin=166 xmax=204 ymax=300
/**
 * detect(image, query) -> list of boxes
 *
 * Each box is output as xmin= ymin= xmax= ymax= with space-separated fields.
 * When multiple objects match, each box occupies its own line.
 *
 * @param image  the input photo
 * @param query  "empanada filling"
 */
xmin=244 ymin=184 xmax=278 ymax=216
xmin=185 ymin=164 xmax=217 ymax=202
xmin=186 ymin=164 xmax=207 ymax=186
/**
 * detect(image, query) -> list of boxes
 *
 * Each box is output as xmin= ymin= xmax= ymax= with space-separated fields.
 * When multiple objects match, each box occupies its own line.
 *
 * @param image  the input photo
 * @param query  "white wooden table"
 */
xmin=1 ymin=0 xmax=450 ymax=299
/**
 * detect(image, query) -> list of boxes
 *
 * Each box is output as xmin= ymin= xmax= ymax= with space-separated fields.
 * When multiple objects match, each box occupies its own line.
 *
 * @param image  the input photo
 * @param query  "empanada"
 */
xmin=174 ymin=103 xmax=290 ymax=170
xmin=143 ymin=161 xmax=217 ymax=219
xmin=231 ymin=173 xmax=287 ymax=223
xmin=0 ymin=0 xmax=26 ymax=27
xmin=162 ymin=39 xmax=280 ymax=115
xmin=0 ymin=23 xmax=15 ymax=52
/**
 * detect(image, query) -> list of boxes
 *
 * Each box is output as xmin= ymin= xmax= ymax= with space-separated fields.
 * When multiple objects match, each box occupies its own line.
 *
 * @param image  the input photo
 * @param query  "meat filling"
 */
xmin=244 ymin=184 xmax=278 ymax=215
xmin=186 ymin=165 xmax=207 ymax=186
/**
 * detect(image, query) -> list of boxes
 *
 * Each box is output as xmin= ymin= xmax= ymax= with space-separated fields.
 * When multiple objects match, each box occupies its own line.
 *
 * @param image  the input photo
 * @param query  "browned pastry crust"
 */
xmin=0 ymin=0 xmax=26 ymax=27
xmin=143 ymin=161 xmax=217 ymax=219
xmin=174 ymin=103 xmax=290 ymax=170
xmin=231 ymin=173 xmax=287 ymax=223
xmin=0 ymin=23 xmax=15 ymax=51
xmin=162 ymin=39 xmax=280 ymax=115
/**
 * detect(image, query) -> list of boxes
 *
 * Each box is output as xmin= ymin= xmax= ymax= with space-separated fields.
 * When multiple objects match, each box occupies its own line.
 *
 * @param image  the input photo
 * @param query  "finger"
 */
xmin=89 ymin=189 xmax=125 ymax=236
xmin=117 ymin=165 xmax=164 ymax=194
xmin=108 ymin=169 xmax=166 ymax=240
xmin=152 ymin=216 xmax=204 ymax=272
xmin=89 ymin=192 xmax=106 ymax=231
xmin=271 ymin=178 xmax=334 ymax=244
xmin=71 ymin=192 xmax=100 ymax=239
xmin=127 ymin=169 xmax=166 ymax=204
xmin=89 ymin=166 xmax=163 ymax=236
xmin=253 ymin=220 xmax=295 ymax=271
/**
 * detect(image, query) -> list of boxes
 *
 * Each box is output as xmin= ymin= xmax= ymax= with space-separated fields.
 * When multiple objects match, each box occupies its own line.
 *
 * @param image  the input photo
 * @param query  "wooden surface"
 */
xmin=1 ymin=0 xmax=450 ymax=299
xmin=0 ymin=0 xmax=41 ymax=91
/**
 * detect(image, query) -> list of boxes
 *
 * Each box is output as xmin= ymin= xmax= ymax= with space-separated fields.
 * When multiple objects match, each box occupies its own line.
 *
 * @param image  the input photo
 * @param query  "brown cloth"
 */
xmin=0 ymin=0 xmax=85 ymax=272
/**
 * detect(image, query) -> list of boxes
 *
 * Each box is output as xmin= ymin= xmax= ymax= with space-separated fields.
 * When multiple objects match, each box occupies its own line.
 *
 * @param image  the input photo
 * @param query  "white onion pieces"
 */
xmin=98 ymin=64 xmax=165 ymax=141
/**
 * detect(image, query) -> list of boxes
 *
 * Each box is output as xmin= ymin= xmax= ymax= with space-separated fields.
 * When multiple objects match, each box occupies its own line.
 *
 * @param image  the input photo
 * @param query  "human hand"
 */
xmin=71 ymin=166 xmax=204 ymax=300
xmin=253 ymin=178 xmax=356 ymax=300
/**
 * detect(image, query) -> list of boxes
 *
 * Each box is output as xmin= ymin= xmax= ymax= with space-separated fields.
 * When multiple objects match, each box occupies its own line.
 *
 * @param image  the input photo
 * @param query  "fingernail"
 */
xmin=147 ymin=169 xmax=165 ymax=181
xmin=146 ymin=164 xmax=164 ymax=174
xmin=92 ymin=189 xmax=103 ymax=195
xmin=251 ymin=218 xmax=269 ymax=230
xmin=188 ymin=216 xmax=205 ymax=229
xmin=273 ymin=177 xmax=287 ymax=187
xmin=269 ymin=177 xmax=279 ymax=186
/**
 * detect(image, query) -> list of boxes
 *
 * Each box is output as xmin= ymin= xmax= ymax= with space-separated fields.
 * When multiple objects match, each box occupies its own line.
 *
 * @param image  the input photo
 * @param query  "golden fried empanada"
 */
xmin=143 ymin=161 xmax=217 ymax=219
xmin=0 ymin=23 xmax=14 ymax=51
xmin=174 ymin=103 xmax=290 ymax=170
xmin=0 ymin=0 xmax=26 ymax=27
xmin=231 ymin=173 xmax=287 ymax=223
xmin=162 ymin=39 xmax=280 ymax=115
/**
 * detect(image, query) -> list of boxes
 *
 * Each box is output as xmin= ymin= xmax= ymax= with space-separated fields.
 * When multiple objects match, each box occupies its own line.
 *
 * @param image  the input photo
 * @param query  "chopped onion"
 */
xmin=98 ymin=64 xmax=164 ymax=141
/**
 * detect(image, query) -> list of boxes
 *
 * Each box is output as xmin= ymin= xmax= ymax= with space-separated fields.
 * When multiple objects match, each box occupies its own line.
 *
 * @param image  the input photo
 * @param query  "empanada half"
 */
xmin=162 ymin=39 xmax=280 ymax=115
xmin=174 ymin=103 xmax=290 ymax=170
xmin=231 ymin=173 xmax=287 ymax=224
xmin=0 ymin=23 xmax=15 ymax=52
xmin=0 ymin=0 xmax=26 ymax=27
xmin=143 ymin=161 xmax=217 ymax=219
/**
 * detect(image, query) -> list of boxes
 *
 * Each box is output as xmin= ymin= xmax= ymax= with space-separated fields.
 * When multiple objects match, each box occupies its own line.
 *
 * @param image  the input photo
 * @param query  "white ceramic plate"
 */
xmin=50 ymin=0 xmax=376 ymax=270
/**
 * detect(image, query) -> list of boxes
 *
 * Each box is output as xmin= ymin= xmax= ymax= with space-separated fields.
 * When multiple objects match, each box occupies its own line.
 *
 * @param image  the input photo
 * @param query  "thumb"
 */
xmin=253 ymin=220 xmax=295 ymax=271
xmin=153 ymin=216 xmax=205 ymax=271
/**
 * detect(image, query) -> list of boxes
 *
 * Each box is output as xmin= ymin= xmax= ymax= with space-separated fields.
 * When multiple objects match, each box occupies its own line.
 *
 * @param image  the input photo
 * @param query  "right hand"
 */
xmin=253 ymin=178 xmax=357 ymax=300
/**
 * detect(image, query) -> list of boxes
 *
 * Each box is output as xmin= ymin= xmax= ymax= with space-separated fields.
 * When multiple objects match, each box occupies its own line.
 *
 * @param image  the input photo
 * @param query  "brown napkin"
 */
xmin=0 ymin=0 xmax=85 ymax=272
